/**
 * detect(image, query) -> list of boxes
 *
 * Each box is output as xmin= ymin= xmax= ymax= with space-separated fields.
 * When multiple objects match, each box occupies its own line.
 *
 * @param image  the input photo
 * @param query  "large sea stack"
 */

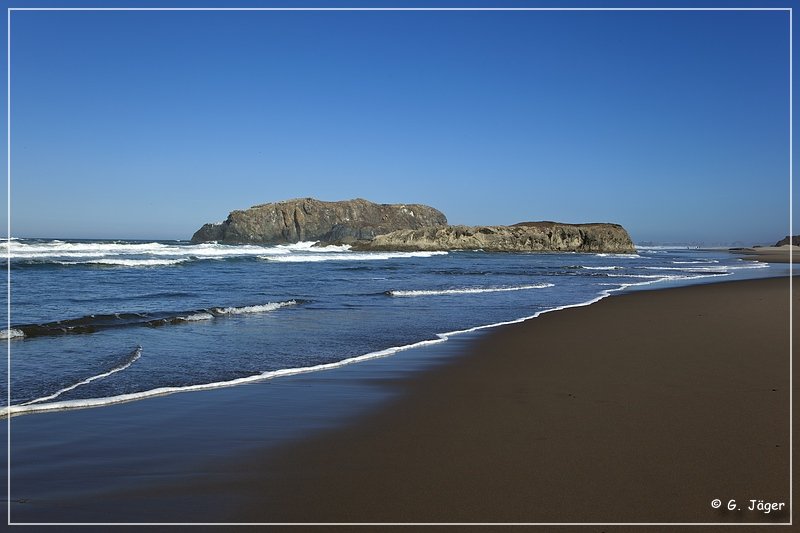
xmin=774 ymin=235 xmax=800 ymax=246
xmin=352 ymin=222 xmax=637 ymax=253
xmin=191 ymin=198 xmax=448 ymax=245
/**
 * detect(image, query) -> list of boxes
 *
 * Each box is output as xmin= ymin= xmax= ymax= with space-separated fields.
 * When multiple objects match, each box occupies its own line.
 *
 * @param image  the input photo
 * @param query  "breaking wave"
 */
xmin=2 ymin=272 xmax=711 ymax=419
xmin=5 ymin=240 xmax=359 ymax=267
xmin=56 ymin=258 xmax=191 ymax=267
xmin=593 ymin=253 xmax=644 ymax=259
xmin=8 ymin=300 xmax=299 ymax=338
xmin=388 ymin=283 xmax=554 ymax=297
xmin=568 ymin=265 xmax=622 ymax=271
xmin=0 ymin=328 xmax=25 ymax=340
xmin=261 ymin=251 xmax=449 ymax=263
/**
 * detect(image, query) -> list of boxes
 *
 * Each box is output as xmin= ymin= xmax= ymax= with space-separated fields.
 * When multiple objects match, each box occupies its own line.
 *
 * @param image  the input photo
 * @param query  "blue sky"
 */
xmin=2 ymin=3 xmax=794 ymax=244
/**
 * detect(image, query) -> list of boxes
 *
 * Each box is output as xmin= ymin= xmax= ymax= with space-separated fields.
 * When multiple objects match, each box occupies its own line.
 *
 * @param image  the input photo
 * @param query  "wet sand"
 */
xmin=225 ymin=277 xmax=793 ymax=526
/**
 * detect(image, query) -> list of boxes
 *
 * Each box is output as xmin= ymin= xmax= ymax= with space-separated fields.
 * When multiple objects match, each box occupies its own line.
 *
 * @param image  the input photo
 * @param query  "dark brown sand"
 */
xmin=222 ymin=278 xmax=792 ymax=527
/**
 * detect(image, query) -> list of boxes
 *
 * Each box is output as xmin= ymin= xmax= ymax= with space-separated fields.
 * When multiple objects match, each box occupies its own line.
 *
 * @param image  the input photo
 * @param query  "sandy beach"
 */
xmin=732 ymin=245 xmax=800 ymax=264
xmin=215 ymin=277 xmax=793 ymax=526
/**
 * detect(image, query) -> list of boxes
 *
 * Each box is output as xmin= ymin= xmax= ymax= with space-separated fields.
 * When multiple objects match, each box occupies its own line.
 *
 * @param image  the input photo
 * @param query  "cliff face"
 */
xmin=352 ymin=221 xmax=636 ymax=253
xmin=775 ymin=236 xmax=800 ymax=246
xmin=191 ymin=198 xmax=448 ymax=244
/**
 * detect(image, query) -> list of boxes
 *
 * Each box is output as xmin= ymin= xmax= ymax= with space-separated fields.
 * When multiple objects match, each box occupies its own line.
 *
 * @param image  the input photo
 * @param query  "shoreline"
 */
xmin=6 ymin=275 xmax=793 ymax=527
xmin=731 ymin=245 xmax=799 ymax=264
xmin=0 ymin=273 xmax=679 ymax=419
xmin=218 ymin=277 xmax=793 ymax=525
xmin=5 ymin=256 xmax=777 ymax=420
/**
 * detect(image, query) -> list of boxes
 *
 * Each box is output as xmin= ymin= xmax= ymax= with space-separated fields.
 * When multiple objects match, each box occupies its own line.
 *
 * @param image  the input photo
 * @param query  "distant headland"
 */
xmin=191 ymin=197 xmax=636 ymax=253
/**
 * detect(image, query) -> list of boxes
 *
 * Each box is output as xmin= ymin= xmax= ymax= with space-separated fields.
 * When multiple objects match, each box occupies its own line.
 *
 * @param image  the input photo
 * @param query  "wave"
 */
xmin=56 ymin=258 xmax=190 ymax=267
xmin=0 ymin=275 xmax=680 ymax=419
xmin=672 ymin=260 xmax=719 ymax=264
xmin=209 ymin=302 xmax=297 ymax=315
xmin=607 ymin=273 xmax=732 ymax=281
xmin=9 ymin=300 xmax=299 ymax=338
xmin=20 ymin=346 xmax=143 ymax=406
xmin=730 ymin=262 xmax=770 ymax=269
xmin=567 ymin=265 xmax=622 ymax=271
xmin=274 ymin=241 xmax=352 ymax=253
xmin=593 ymin=253 xmax=644 ymax=259
xmin=0 ymin=328 xmax=25 ymax=340
xmin=636 ymin=245 xmax=700 ymax=251
xmin=388 ymin=283 xmax=554 ymax=297
xmin=640 ymin=266 xmax=730 ymax=274
xmin=261 ymin=251 xmax=449 ymax=263
xmin=4 ymin=239 xmax=445 ymax=269
xmin=0 ymin=240 xmax=350 ymax=266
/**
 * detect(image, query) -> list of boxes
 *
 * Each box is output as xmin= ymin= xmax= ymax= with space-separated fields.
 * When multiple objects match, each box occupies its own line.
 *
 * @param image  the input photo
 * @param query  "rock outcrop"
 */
xmin=774 ymin=235 xmax=800 ymax=246
xmin=352 ymin=221 xmax=636 ymax=253
xmin=191 ymin=198 xmax=448 ymax=245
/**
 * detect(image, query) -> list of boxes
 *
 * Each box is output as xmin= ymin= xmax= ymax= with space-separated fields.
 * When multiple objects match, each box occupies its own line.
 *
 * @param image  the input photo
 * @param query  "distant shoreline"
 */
xmin=730 ymin=245 xmax=800 ymax=264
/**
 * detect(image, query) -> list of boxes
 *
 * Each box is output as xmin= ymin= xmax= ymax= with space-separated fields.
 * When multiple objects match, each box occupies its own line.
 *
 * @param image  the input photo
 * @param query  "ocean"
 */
xmin=0 ymin=238 xmax=781 ymax=417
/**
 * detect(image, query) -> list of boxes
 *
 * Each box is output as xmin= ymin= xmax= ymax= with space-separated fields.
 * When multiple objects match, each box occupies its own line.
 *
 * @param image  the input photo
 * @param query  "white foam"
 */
xmin=579 ymin=266 xmax=621 ymax=270
xmin=211 ymin=300 xmax=297 ymax=315
xmin=7 ymin=240 xmax=299 ymax=260
xmin=608 ymin=273 xmax=732 ymax=281
xmin=389 ymin=283 xmax=554 ymax=297
xmin=59 ymin=258 xmax=190 ymax=267
xmin=729 ymin=262 xmax=770 ymax=270
xmin=274 ymin=241 xmax=352 ymax=252
xmin=6 ymin=239 xmax=433 ymax=266
xmin=0 ymin=328 xmax=24 ymax=340
xmin=636 ymin=245 xmax=699 ymax=251
xmin=641 ymin=266 xmax=729 ymax=273
xmin=672 ymin=260 xmax=719 ymax=264
xmin=0 ymin=270 xmax=737 ymax=419
xmin=20 ymin=346 xmax=142 ymax=406
xmin=261 ymin=251 xmax=449 ymax=262
xmin=180 ymin=312 xmax=214 ymax=321
xmin=594 ymin=253 xmax=644 ymax=259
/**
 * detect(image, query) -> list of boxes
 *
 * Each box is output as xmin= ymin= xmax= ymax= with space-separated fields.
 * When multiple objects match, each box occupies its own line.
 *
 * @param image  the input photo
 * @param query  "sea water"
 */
xmin=0 ymin=238 xmax=780 ymax=416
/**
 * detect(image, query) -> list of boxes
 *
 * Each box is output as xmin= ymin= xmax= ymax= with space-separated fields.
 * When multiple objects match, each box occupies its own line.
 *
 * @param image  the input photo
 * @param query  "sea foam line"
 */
xmin=57 ymin=258 xmax=190 ymax=267
xmin=388 ymin=283 xmax=554 ymax=297
xmin=20 ymin=346 xmax=143 ymax=406
xmin=0 ymin=273 xmax=704 ymax=419
xmin=5 ymin=240 xmax=351 ymax=263
xmin=260 ymin=250 xmax=448 ymax=262
xmin=210 ymin=301 xmax=297 ymax=315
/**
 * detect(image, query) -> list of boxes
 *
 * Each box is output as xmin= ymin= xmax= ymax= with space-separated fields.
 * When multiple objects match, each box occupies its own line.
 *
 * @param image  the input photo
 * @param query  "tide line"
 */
xmin=0 ymin=274 xmax=709 ymax=419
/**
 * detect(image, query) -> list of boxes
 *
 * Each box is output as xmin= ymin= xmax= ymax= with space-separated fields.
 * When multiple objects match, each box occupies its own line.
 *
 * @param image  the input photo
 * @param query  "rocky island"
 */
xmin=352 ymin=222 xmax=636 ymax=253
xmin=191 ymin=198 xmax=447 ymax=245
xmin=191 ymin=197 xmax=636 ymax=253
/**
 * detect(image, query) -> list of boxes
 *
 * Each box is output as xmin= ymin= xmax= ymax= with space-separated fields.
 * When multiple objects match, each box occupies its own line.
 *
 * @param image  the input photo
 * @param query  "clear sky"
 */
xmin=3 ymin=2 xmax=794 ymax=244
